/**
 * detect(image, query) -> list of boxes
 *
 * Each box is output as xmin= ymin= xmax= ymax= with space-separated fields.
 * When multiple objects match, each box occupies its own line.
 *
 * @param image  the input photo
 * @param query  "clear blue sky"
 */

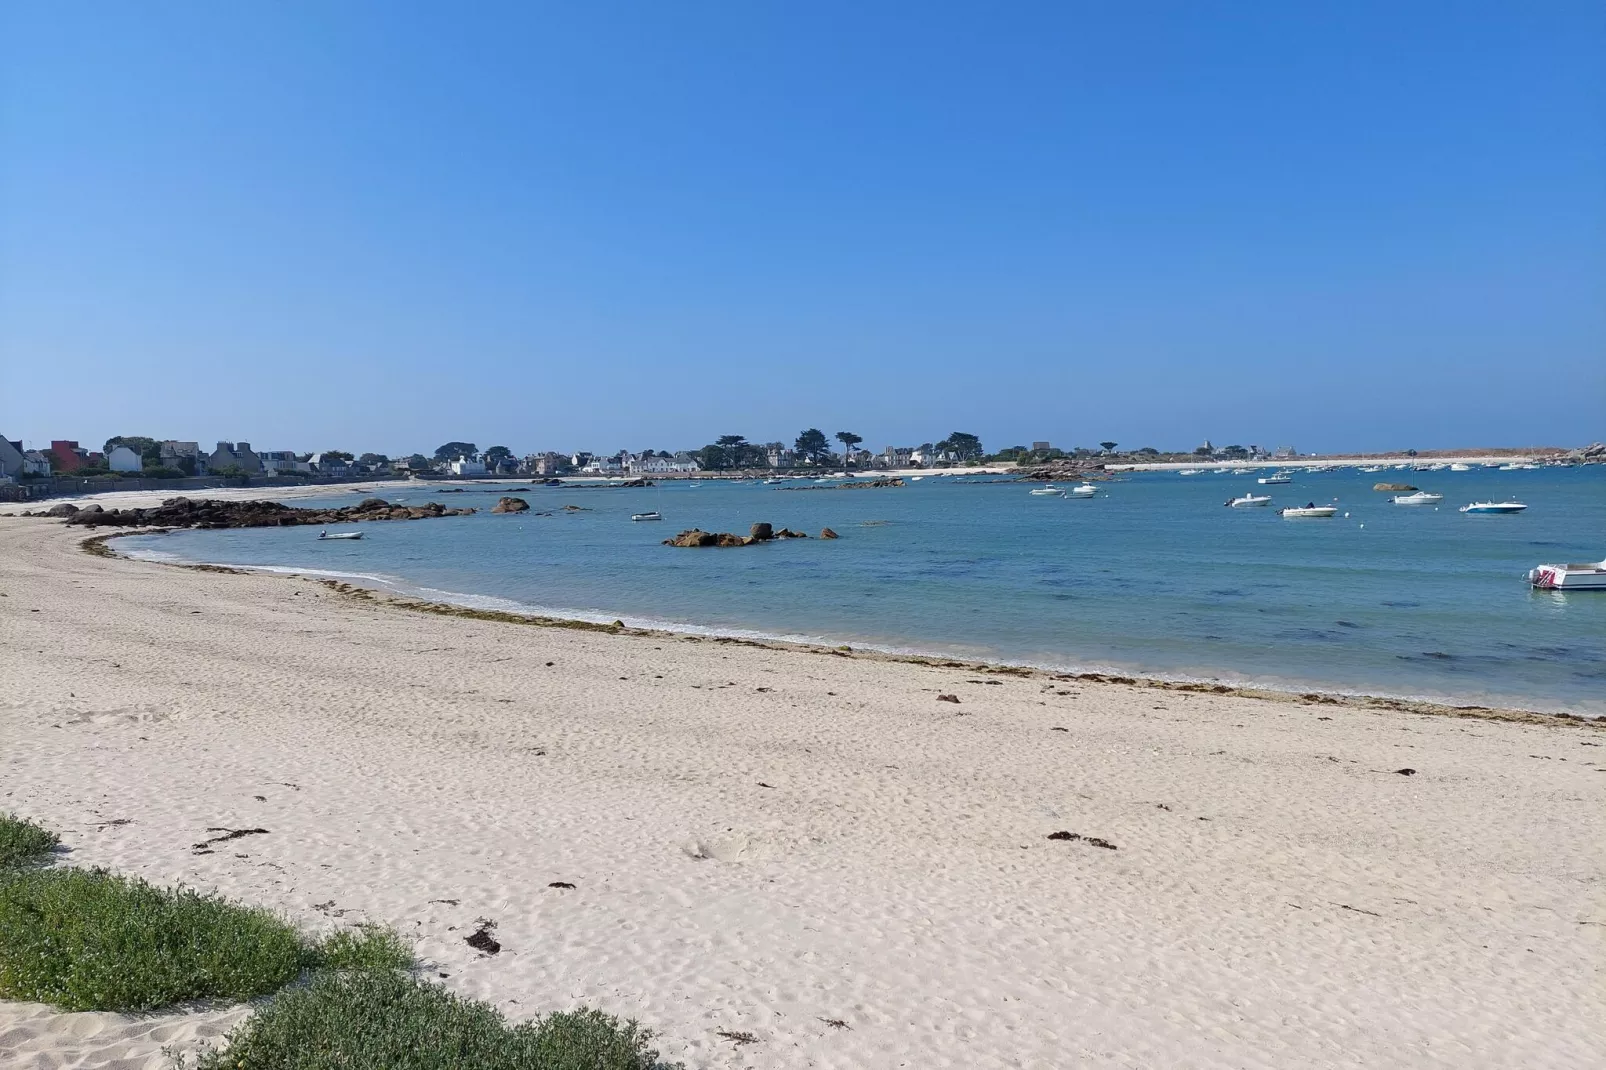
xmin=3 ymin=2 xmax=1602 ymax=457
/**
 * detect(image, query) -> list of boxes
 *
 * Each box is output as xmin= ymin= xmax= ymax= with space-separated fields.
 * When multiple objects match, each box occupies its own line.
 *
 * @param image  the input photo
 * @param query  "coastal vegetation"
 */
xmin=186 ymin=972 xmax=680 ymax=1070
xmin=0 ymin=817 xmax=677 ymax=1068
xmin=0 ymin=813 xmax=59 ymax=866
xmin=0 ymin=866 xmax=311 ymax=1011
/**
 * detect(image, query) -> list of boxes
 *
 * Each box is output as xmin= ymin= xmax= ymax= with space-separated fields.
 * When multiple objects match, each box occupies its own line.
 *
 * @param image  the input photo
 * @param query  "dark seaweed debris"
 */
xmin=1047 ymin=831 xmax=1118 ymax=849
xmin=192 ymin=827 xmax=269 ymax=850
xmin=466 ymin=922 xmax=501 ymax=954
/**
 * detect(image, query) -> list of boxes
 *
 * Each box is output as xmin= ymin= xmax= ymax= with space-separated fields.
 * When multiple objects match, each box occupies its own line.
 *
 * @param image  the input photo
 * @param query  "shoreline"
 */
xmin=98 ymin=529 xmax=1600 ymax=727
xmin=5 ymin=518 xmax=1604 ymax=1069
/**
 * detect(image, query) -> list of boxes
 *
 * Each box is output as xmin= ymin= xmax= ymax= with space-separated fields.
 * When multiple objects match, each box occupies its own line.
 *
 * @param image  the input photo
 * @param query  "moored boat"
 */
xmin=1258 ymin=472 xmax=1293 ymax=484
xmin=1227 ymin=494 xmax=1273 ymax=507
xmin=631 ymin=511 xmax=663 ymax=522
xmin=1390 ymin=491 xmax=1444 ymax=505
xmin=1280 ymin=504 xmax=1337 ymax=518
xmin=1029 ymin=485 xmax=1066 ymax=497
xmin=1527 ymin=558 xmax=1606 ymax=590
xmin=317 ymin=530 xmax=364 ymax=540
xmin=1067 ymin=483 xmax=1098 ymax=498
xmin=1460 ymin=501 xmax=1527 ymax=514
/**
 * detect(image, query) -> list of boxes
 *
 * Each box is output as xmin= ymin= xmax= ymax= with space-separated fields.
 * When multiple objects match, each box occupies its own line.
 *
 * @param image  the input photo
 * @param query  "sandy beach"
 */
xmin=2 ymin=518 xmax=1602 ymax=1069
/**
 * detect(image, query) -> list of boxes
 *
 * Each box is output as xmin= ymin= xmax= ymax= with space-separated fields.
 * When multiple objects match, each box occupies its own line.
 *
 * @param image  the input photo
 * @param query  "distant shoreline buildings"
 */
xmin=3 ymin=430 xmax=1595 ymax=500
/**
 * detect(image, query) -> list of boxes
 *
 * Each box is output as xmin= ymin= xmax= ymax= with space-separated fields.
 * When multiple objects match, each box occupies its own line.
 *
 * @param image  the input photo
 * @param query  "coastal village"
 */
xmin=6 ymin=431 xmax=1601 ymax=505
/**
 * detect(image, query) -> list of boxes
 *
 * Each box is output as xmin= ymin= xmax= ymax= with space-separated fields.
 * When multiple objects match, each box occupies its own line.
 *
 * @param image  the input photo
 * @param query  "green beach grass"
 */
xmin=0 ymin=817 xmax=683 ymax=1067
xmin=0 ymin=813 xmax=60 ymax=867
xmin=187 ymin=969 xmax=681 ymax=1070
xmin=0 ymin=866 xmax=309 ymax=1011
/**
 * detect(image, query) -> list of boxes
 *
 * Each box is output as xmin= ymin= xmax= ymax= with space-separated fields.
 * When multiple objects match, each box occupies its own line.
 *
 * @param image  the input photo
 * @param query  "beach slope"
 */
xmin=1 ymin=520 xmax=1601 ymax=1068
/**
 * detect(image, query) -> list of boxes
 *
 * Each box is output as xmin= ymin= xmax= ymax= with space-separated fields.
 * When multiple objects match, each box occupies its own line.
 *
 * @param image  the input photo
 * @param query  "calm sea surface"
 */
xmin=119 ymin=466 xmax=1606 ymax=715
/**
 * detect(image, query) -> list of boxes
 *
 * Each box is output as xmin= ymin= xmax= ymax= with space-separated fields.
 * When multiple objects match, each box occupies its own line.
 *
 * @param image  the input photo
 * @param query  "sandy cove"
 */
xmin=1 ymin=520 xmax=1602 ymax=1070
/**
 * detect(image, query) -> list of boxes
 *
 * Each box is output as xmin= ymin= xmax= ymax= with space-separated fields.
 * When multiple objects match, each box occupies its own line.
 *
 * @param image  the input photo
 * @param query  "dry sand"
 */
xmin=1 ymin=519 xmax=1602 ymax=1069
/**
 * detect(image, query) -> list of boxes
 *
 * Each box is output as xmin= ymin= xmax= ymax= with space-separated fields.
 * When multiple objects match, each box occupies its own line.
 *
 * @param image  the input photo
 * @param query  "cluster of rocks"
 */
xmin=782 ymin=478 xmax=905 ymax=491
xmin=1373 ymin=482 xmax=1417 ymax=492
xmin=50 ymin=496 xmax=475 ymax=529
xmin=1563 ymin=442 xmax=1605 ymax=463
xmin=664 ymin=522 xmax=836 ymax=547
xmin=490 ymin=496 xmax=529 ymax=513
xmin=1020 ymin=463 xmax=1104 ymax=483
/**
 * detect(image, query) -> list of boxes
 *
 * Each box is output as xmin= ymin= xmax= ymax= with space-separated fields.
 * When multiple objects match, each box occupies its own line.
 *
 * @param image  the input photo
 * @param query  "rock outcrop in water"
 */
xmin=1373 ymin=482 xmax=1417 ymax=492
xmin=490 ymin=496 xmax=529 ymax=513
xmin=664 ymin=524 xmax=811 ymax=548
xmin=61 ymin=496 xmax=475 ymax=529
xmin=782 ymin=478 xmax=905 ymax=490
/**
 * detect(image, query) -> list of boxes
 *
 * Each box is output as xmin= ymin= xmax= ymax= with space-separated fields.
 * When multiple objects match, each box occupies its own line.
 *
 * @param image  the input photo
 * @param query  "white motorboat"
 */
xmin=910 ymin=475 xmax=923 ymax=481
xmin=1178 ymin=468 xmax=1202 ymax=476
xmin=1030 ymin=485 xmax=1066 ymax=497
xmin=1227 ymin=494 xmax=1273 ymax=507
xmin=1390 ymin=491 xmax=1444 ymax=505
xmin=317 ymin=530 xmax=364 ymax=540
xmin=1460 ymin=501 xmax=1527 ymax=514
xmin=1067 ymin=483 xmax=1098 ymax=498
xmin=1280 ymin=505 xmax=1337 ymax=518
xmin=630 ymin=511 xmax=663 ymax=522
xmin=1527 ymin=557 xmax=1606 ymax=591
xmin=1258 ymin=472 xmax=1293 ymax=485
xmin=1449 ymin=463 xmax=1472 ymax=472
xmin=762 ymin=478 xmax=782 ymax=484
xmin=1360 ymin=466 xmax=1383 ymax=473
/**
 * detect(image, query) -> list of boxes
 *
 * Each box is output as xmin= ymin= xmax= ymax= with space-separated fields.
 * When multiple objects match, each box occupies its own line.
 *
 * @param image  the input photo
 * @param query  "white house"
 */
xmin=582 ymin=452 xmax=627 ymax=475
xmin=448 ymin=455 xmax=486 ymax=476
xmin=258 ymin=450 xmax=309 ymax=474
xmin=106 ymin=445 xmax=143 ymax=472
xmin=881 ymin=446 xmax=914 ymax=468
xmin=631 ymin=452 xmax=697 ymax=474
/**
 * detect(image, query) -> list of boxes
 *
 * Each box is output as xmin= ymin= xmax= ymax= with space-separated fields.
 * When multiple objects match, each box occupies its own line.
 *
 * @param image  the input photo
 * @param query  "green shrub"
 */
xmin=189 ymin=969 xmax=680 ymax=1070
xmin=0 ymin=867 xmax=305 ymax=1011
xmin=312 ymin=924 xmax=415 ymax=973
xmin=0 ymin=813 xmax=59 ymax=867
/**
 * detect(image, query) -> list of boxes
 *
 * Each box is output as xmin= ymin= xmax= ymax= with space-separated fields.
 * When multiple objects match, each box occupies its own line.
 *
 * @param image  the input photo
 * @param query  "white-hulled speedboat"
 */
xmin=1280 ymin=505 xmax=1337 ymax=518
xmin=1391 ymin=491 xmax=1444 ymax=505
xmin=1030 ymin=485 xmax=1066 ymax=497
xmin=1067 ymin=483 xmax=1098 ymax=498
xmin=1258 ymin=472 xmax=1293 ymax=484
xmin=1528 ymin=558 xmax=1606 ymax=590
xmin=1449 ymin=463 xmax=1471 ymax=472
xmin=1460 ymin=501 xmax=1527 ymax=514
xmin=1227 ymin=494 xmax=1273 ymax=507
xmin=631 ymin=511 xmax=663 ymax=522
xmin=317 ymin=530 xmax=364 ymax=540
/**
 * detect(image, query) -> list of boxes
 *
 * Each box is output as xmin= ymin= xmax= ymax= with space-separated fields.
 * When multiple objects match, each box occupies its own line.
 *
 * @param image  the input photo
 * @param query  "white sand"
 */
xmin=2 ymin=519 xmax=1602 ymax=1069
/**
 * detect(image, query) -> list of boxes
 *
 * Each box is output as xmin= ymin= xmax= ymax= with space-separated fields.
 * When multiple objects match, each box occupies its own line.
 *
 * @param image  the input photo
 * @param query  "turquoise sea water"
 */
xmin=119 ymin=466 xmax=1606 ymax=715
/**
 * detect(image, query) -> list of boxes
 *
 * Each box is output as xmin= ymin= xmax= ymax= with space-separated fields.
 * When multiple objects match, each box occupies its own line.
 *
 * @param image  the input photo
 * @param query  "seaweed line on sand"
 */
xmin=79 ymin=531 xmax=1603 ymax=731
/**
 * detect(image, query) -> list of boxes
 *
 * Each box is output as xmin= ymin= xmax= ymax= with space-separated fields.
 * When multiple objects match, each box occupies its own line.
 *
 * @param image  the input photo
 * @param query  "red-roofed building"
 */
xmin=49 ymin=440 xmax=90 ymax=473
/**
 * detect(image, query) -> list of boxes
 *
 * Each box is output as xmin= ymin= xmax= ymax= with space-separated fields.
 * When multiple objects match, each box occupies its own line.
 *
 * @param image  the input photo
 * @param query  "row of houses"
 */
xmin=0 ymin=437 xmax=371 ymax=483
